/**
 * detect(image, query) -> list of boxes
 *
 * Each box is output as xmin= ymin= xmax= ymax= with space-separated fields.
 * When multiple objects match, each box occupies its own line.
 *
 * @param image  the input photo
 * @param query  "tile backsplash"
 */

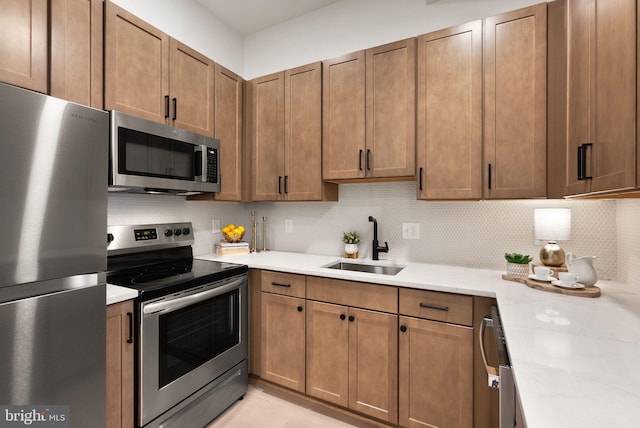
xmin=109 ymin=182 xmax=621 ymax=281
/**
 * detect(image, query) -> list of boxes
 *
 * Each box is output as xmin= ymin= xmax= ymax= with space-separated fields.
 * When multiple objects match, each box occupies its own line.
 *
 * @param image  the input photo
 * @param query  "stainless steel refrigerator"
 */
xmin=0 ymin=82 xmax=108 ymax=427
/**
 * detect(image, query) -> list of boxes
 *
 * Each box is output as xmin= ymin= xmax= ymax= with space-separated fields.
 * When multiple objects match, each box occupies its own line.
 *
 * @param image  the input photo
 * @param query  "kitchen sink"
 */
xmin=324 ymin=261 xmax=405 ymax=276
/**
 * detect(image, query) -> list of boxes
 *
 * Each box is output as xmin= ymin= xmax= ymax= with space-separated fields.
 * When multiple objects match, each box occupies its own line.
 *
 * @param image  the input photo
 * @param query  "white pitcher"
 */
xmin=566 ymin=253 xmax=597 ymax=286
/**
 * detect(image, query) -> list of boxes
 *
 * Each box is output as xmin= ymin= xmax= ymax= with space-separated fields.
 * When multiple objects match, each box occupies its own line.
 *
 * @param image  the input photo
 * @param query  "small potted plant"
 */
xmin=504 ymin=253 xmax=533 ymax=277
xmin=343 ymin=231 xmax=360 ymax=259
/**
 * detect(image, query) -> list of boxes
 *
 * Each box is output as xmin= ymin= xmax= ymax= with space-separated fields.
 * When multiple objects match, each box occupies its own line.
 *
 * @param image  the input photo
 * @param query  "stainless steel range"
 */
xmin=107 ymin=222 xmax=248 ymax=428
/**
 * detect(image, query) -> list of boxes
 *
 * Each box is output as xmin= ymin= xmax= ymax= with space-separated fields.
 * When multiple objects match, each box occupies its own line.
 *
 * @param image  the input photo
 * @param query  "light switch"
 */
xmin=402 ymin=222 xmax=420 ymax=240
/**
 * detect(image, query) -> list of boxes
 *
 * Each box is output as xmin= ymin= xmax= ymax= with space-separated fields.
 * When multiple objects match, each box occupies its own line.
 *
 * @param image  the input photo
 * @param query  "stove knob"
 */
xmin=164 ymin=229 xmax=173 ymax=237
xmin=174 ymin=229 xmax=182 ymax=236
xmin=182 ymin=227 xmax=191 ymax=236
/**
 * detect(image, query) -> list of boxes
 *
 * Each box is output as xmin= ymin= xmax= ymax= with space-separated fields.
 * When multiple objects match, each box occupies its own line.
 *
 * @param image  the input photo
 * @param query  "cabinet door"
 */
xmin=261 ymin=293 xmax=305 ymax=392
xmin=399 ymin=316 xmax=473 ymax=428
xmin=484 ymin=4 xmax=547 ymax=198
xmin=417 ymin=21 xmax=482 ymax=200
xmin=285 ymin=62 xmax=322 ymax=200
xmin=106 ymin=300 xmax=134 ymax=428
xmin=566 ymin=0 xmax=637 ymax=195
xmin=366 ymin=39 xmax=416 ymax=179
xmin=105 ymin=1 xmax=169 ymax=124
xmin=50 ymin=0 xmax=103 ymax=108
xmin=322 ymin=51 xmax=366 ymax=180
xmin=169 ymin=39 xmax=215 ymax=136
xmin=214 ymin=64 xmax=244 ymax=201
xmin=249 ymin=72 xmax=285 ymax=201
xmin=306 ymin=301 xmax=349 ymax=407
xmin=349 ymin=308 xmax=398 ymax=424
xmin=0 ymin=0 xmax=47 ymax=92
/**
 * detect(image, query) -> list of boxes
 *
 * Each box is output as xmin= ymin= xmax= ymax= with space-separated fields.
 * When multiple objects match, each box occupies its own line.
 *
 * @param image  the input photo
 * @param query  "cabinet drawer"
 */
xmin=306 ymin=276 xmax=397 ymax=313
xmin=261 ymin=271 xmax=306 ymax=298
xmin=399 ymin=288 xmax=472 ymax=326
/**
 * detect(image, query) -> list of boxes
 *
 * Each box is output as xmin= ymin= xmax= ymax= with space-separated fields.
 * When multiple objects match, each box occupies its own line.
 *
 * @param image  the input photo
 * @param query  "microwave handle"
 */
xmin=194 ymin=145 xmax=205 ymax=181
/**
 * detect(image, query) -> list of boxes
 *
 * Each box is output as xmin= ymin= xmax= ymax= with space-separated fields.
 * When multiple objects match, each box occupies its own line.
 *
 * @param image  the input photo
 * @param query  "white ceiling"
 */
xmin=195 ymin=0 xmax=341 ymax=35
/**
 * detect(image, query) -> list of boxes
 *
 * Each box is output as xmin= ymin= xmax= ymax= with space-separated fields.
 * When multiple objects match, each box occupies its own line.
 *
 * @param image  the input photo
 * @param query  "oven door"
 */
xmin=138 ymin=274 xmax=247 ymax=427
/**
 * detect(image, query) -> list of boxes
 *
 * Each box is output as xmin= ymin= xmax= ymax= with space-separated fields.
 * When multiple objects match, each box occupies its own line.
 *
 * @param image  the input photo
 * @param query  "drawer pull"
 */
xmin=419 ymin=302 xmax=449 ymax=312
xmin=271 ymin=282 xmax=291 ymax=288
xmin=126 ymin=312 xmax=133 ymax=344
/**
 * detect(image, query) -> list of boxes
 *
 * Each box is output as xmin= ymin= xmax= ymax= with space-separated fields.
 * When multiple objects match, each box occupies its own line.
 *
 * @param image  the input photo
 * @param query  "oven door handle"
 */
xmin=142 ymin=277 xmax=244 ymax=316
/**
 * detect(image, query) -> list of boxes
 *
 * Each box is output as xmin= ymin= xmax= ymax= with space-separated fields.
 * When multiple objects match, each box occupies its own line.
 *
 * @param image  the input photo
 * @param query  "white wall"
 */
xmin=243 ymin=0 xmax=545 ymax=79
xmin=616 ymin=200 xmax=640 ymax=285
xmin=109 ymin=0 xmax=244 ymax=76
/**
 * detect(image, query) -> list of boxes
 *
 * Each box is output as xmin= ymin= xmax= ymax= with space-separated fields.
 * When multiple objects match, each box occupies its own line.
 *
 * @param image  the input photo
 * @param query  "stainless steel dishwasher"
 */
xmin=480 ymin=305 xmax=518 ymax=428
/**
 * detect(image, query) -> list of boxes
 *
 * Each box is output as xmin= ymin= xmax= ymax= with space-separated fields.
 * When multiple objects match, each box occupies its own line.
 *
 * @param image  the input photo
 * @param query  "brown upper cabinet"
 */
xmin=248 ymin=62 xmax=336 ymax=201
xmin=416 ymin=21 xmax=483 ymax=200
xmin=323 ymin=39 xmax=416 ymax=181
xmin=105 ymin=1 xmax=215 ymax=136
xmin=484 ymin=3 xmax=547 ymax=199
xmin=564 ymin=0 xmax=637 ymax=196
xmin=213 ymin=64 xmax=245 ymax=201
xmin=50 ymin=0 xmax=104 ymax=108
xmin=0 ymin=0 xmax=48 ymax=93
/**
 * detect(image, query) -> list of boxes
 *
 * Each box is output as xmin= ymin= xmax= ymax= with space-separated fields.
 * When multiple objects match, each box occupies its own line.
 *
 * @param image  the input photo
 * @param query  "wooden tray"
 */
xmin=502 ymin=274 xmax=601 ymax=298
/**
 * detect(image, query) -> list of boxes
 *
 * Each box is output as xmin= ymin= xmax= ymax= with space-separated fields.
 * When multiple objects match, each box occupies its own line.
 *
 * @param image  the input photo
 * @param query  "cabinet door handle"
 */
xmin=164 ymin=95 xmax=170 ymax=118
xmin=284 ymin=175 xmax=288 ymax=194
xmin=278 ymin=176 xmax=282 ymax=194
xmin=358 ymin=149 xmax=363 ymax=171
xmin=419 ymin=167 xmax=424 ymax=191
xmin=487 ymin=163 xmax=492 ymax=190
xmin=297 ymin=306 xmax=303 ymax=312
xmin=348 ymin=315 xmax=355 ymax=322
xmin=126 ymin=312 xmax=133 ymax=344
xmin=583 ymin=143 xmax=592 ymax=180
xmin=577 ymin=145 xmax=583 ymax=180
xmin=366 ymin=149 xmax=371 ymax=171
xmin=340 ymin=314 xmax=346 ymax=320
xmin=271 ymin=282 xmax=291 ymax=288
xmin=419 ymin=302 xmax=449 ymax=312
xmin=400 ymin=325 xmax=407 ymax=333
xmin=172 ymin=97 xmax=177 ymax=120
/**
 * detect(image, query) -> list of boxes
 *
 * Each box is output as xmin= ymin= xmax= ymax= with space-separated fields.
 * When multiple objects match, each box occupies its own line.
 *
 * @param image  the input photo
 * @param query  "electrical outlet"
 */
xmin=285 ymin=219 xmax=293 ymax=233
xmin=402 ymin=222 xmax=420 ymax=240
xmin=212 ymin=219 xmax=220 ymax=233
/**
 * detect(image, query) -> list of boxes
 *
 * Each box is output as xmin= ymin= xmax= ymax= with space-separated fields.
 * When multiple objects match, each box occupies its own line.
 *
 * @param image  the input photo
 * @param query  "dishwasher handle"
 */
xmin=479 ymin=316 xmax=500 ymax=388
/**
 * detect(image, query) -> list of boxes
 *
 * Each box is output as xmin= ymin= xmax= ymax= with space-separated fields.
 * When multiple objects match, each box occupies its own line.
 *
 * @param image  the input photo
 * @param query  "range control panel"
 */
xmin=107 ymin=222 xmax=193 ymax=255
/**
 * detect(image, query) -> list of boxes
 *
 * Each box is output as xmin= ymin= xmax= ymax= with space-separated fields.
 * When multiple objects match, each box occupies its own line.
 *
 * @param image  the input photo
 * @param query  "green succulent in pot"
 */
xmin=504 ymin=253 xmax=533 ymax=264
xmin=342 ymin=231 xmax=360 ymax=244
xmin=504 ymin=253 xmax=532 ymax=277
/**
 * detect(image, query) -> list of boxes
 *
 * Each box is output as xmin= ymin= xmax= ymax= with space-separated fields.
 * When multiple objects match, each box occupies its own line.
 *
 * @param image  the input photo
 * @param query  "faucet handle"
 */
xmin=381 ymin=241 xmax=389 ymax=253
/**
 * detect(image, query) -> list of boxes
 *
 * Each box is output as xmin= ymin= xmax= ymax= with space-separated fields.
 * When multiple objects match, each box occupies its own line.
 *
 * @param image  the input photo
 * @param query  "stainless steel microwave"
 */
xmin=109 ymin=111 xmax=220 ymax=195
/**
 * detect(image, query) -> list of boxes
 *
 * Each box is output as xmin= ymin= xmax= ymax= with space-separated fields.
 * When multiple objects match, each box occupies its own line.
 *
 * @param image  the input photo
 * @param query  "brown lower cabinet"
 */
xmin=260 ymin=271 xmax=307 ymax=392
xmin=106 ymin=300 xmax=134 ymax=428
xmin=251 ymin=269 xmax=498 ymax=428
xmin=306 ymin=301 xmax=398 ymax=424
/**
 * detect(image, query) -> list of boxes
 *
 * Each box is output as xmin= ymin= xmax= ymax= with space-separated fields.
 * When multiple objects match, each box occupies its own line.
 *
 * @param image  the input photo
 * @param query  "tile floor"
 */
xmin=207 ymin=385 xmax=356 ymax=428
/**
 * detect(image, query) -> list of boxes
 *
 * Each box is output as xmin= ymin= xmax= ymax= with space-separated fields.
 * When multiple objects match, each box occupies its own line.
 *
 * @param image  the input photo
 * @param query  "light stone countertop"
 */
xmin=106 ymin=283 xmax=138 ymax=305
xmin=197 ymin=250 xmax=640 ymax=428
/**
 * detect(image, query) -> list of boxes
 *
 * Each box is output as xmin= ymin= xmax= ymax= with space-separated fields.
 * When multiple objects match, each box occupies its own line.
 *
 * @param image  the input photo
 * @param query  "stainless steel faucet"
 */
xmin=368 ymin=216 xmax=389 ymax=261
